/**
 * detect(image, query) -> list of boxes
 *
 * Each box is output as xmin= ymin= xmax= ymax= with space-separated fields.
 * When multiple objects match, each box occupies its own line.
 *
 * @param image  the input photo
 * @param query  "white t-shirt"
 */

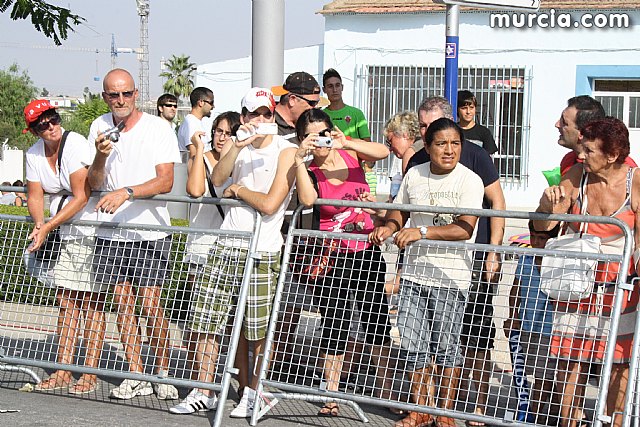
xmin=177 ymin=113 xmax=211 ymax=154
xmin=183 ymin=154 xmax=231 ymax=264
xmin=0 ymin=192 xmax=17 ymax=205
xmin=220 ymin=135 xmax=296 ymax=253
xmin=395 ymin=162 xmax=484 ymax=290
xmin=88 ymin=113 xmax=181 ymax=241
xmin=25 ymin=130 xmax=98 ymax=239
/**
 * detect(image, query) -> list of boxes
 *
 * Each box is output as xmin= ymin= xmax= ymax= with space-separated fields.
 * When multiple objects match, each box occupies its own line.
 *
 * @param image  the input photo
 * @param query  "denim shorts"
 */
xmin=397 ymin=280 xmax=466 ymax=369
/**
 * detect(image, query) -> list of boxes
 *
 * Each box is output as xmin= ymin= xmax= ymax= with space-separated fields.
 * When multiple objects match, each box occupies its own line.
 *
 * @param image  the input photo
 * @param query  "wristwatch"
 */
xmin=419 ymin=226 xmax=428 ymax=239
xmin=124 ymin=187 xmax=134 ymax=201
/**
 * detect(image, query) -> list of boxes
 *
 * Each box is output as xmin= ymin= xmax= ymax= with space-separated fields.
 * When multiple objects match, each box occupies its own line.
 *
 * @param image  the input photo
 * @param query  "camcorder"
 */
xmin=103 ymin=121 xmax=125 ymax=143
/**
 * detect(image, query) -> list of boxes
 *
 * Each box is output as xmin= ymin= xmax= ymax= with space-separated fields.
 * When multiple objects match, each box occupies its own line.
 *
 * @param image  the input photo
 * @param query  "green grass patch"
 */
xmin=0 ymin=205 xmax=31 ymax=216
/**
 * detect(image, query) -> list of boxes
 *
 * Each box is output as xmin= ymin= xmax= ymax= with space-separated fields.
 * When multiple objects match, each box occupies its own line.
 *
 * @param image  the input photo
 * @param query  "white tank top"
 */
xmin=220 ymin=135 xmax=296 ymax=253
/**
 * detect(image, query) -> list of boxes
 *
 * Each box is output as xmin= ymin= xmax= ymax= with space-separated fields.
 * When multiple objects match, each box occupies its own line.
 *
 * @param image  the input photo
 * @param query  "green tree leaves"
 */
xmin=0 ymin=63 xmax=38 ymax=151
xmin=160 ymin=54 xmax=196 ymax=103
xmin=0 ymin=0 xmax=84 ymax=45
xmin=62 ymin=93 xmax=109 ymax=136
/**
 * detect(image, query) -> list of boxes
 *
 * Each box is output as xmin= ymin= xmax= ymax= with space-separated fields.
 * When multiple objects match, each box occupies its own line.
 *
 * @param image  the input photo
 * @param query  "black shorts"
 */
xmin=461 ymin=259 xmax=496 ymax=350
xmin=93 ymin=236 xmax=172 ymax=287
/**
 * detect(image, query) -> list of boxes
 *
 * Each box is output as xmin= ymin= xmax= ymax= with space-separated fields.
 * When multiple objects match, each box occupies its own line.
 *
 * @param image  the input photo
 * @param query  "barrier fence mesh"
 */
xmin=0 ymin=215 xmax=252 ymax=403
xmin=262 ymin=223 xmax=630 ymax=427
xmin=0 ymin=206 xmax=636 ymax=427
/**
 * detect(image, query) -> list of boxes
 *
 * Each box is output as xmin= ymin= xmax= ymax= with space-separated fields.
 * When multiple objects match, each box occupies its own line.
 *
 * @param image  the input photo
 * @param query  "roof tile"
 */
xmin=320 ymin=0 xmax=640 ymax=14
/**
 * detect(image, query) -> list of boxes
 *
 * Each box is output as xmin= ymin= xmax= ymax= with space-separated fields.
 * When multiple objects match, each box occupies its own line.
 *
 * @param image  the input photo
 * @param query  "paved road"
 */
xmin=0 ymin=220 xmax=601 ymax=426
xmin=0 ymin=370 xmax=418 ymax=427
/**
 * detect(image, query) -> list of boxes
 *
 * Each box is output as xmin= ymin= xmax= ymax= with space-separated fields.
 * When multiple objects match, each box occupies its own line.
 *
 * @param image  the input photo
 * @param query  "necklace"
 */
xmin=427 ymin=166 xmax=435 ymax=205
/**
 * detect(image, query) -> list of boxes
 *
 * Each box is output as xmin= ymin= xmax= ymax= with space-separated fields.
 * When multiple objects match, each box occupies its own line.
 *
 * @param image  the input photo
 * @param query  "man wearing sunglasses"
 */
xmin=157 ymin=93 xmax=178 ymax=130
xmin=177 ymin=87 xmax=215 ymax=163
xmin=272 ymin=71 xmax=322 ymax=143
xmin=88 ymin=68 xmax=181 ymax=401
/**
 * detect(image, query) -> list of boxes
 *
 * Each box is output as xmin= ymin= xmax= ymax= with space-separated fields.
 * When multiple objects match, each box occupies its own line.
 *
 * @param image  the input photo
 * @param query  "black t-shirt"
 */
xmin=406 ymin=141 xmax=499 ymax=246
xmin=275 ymin=110 xmax=297 ymax=143
xmin=462 ymin=123 xmax=498 ymax=155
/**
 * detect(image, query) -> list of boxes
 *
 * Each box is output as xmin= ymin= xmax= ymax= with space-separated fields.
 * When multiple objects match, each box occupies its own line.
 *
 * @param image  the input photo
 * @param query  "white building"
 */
xmin=0 ymin=141 xmax=24 ymax=184
xmin=197 ymin=0 xmax=640 ymax=210
xmin=197 ymin=45 xmax=324 ymax=116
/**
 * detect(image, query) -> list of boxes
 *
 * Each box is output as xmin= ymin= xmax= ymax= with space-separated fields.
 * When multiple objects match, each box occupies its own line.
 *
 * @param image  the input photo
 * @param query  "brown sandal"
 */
xmin=69 ymin=374 xmax=99 ymax=395
xmin=318 ymin=402 xmax=339 ymax=417
xmin=35 ymin=371 xmax=73 ymax=391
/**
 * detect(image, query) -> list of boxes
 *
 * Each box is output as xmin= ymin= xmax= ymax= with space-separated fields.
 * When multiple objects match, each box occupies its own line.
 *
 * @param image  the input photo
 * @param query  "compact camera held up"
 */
xmin=315 ymin=136 xmax=333 ymax=148
xmin=236 ymin=123 xmax=278 ymax=142
xmin=103 ymin=121 xmax=125 ymax=143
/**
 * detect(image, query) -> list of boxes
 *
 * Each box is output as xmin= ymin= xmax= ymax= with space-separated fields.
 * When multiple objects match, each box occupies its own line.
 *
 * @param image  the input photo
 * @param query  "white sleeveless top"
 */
xmin=183 ymin=154 xmax=231 ymax=264
xmin=220 ymin=135 xmax=296 ymax=253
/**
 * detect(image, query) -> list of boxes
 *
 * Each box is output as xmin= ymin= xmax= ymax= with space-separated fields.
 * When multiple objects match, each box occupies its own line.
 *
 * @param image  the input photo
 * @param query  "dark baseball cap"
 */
xmin=272 ymin=71 xmax=321 ymax=96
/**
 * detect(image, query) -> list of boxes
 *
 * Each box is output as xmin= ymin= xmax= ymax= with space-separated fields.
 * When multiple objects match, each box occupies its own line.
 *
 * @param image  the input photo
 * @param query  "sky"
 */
xmin=0 ymin=0 xmax=327 ymax=98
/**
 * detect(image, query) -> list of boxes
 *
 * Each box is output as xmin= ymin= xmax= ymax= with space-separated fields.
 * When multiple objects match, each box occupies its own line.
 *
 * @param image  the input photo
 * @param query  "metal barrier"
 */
xmin=624 ymin=277 xmax=640 ymax=427
xmin=253 ymin=200 xmax=635 ymax=427
xmin=0 ymin=194 xmax=261 ymax=427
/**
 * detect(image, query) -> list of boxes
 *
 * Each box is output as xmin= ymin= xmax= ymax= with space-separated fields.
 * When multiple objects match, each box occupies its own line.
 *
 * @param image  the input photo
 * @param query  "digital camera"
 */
xmin=316 ymin=136 xmax=333 ymax=148
xmin=236 ymin=123 xmax=278 ymax=141
xmin=103 ymin=121 xmax=125 ymax=142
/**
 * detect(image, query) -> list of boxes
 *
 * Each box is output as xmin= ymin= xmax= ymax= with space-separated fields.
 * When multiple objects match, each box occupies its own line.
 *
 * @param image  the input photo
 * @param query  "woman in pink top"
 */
xmin=293 ymin=108 xmax=394 ymax=418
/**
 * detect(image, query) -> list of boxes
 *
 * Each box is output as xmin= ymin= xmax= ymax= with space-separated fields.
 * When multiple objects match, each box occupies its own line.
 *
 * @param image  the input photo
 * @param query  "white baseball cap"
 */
xmin=241 ymin=87 xmax=276 ymax=113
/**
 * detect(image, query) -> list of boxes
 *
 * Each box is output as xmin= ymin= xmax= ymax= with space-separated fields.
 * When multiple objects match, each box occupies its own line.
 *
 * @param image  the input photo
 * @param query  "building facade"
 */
xmin=196 ymin=0 xmax=640 ymax=209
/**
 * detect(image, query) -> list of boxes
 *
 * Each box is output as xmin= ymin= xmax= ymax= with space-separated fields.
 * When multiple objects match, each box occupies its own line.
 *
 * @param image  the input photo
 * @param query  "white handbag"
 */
xmin=540 ymin=171 xmax=602 ymax=301
xmin=539 ymin=233 xmax=601 ymax=301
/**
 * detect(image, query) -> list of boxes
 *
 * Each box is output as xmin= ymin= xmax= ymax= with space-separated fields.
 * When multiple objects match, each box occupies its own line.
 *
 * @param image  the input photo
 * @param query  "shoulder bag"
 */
xmin=32 ymin=130 xmax=70 ymax=264
xmin=539 ymin=171 xmax=601 ymax=301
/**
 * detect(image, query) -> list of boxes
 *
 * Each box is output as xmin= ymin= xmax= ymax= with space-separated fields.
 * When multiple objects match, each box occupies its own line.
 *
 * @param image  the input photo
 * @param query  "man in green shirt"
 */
xmin=322 ymin=68 xmax=371 ymax=141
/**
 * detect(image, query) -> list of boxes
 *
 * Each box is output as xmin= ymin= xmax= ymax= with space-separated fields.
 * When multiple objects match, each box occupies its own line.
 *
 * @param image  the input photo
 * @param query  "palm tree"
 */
xmin=160 ymin=54 xmax=196 ymax=104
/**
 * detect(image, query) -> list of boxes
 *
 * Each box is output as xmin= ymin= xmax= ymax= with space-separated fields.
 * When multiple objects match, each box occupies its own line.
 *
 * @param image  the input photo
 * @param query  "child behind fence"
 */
xmin=504 ymin=220 xmax=560 ymax=424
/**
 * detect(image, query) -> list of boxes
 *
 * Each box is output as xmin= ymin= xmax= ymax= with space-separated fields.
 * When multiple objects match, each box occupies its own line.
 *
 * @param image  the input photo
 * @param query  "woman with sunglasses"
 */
xmin=293 ymin=108 xmax=394 ymax=418
xmin=24 ymin=100 xmax=106 ymax=394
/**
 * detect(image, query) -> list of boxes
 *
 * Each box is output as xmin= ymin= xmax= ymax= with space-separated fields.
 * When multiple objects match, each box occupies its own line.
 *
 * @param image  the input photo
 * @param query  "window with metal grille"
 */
xmin=594 ymin=80 xmax=640 ymax=129
xmin=354 ymin=65 xmax=532 ymax=188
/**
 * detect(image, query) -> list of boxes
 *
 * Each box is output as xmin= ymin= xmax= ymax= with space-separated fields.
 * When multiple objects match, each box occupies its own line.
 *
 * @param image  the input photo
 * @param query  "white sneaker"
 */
xmin=230 ymin=387 xmax=256 ymax=418
xmin=109 ymin=379 xmax=153 ymax=399
xmin=169 ymin=389 xmax=217 ymax=415
xmin=153 ymin=382 xmax=179 ymax=400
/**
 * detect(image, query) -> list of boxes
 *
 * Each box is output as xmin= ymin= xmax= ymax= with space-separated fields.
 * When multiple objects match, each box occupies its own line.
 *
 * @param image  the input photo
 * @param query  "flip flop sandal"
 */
xmin=69 ymin=377 xmax=99 ymax=395
xmin=318 ymin=403 xmax=339 ymax=417
xmin=34 ymin=372 xmax=73 ymax=391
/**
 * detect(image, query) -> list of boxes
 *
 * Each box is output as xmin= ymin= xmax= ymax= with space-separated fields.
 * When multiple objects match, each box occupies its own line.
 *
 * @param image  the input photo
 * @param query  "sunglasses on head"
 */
xmin=31 ymin=113 xmax=62 ymax=133
xmin=292 ymin=93 xmax=320 ymax=108
xmin=104 ymin=90 xmax=135 ymax=100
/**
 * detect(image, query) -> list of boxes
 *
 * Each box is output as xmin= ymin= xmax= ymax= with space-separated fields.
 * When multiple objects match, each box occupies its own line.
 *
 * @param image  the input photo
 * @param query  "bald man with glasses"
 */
xmin=88 ymin=68 xmax=181 ymax=401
